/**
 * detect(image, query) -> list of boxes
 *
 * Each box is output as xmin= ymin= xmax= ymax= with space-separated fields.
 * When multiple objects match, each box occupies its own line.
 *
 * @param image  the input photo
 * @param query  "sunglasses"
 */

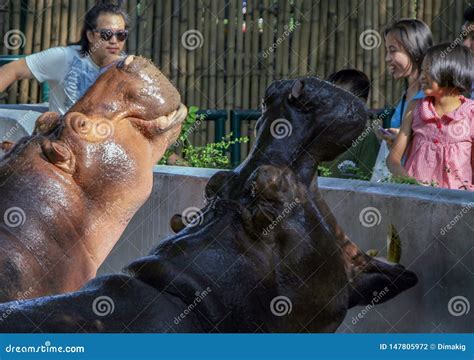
xmin=93 ymin=29 xmax=129 ymax=42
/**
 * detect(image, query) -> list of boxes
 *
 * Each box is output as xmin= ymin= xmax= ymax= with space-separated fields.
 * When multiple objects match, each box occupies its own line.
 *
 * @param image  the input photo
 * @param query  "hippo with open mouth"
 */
xmin=0 ymin=77 xmax=417 ymax=332
xmin=0 ymin=56 xmax=187 ymax=302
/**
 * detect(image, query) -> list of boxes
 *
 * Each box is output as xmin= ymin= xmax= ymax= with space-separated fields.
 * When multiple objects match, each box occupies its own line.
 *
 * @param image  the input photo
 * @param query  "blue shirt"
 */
xmin=389 ymin=90 xmax=425 ymax=128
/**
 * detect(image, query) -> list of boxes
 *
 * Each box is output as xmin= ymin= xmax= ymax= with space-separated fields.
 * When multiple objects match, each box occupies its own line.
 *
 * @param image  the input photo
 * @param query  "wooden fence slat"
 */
xmin=249 ymin=0 xmax=260 ymax=109
xmin=177 ymin=0 xmax=188 ymax=101
xmin=7 ymin=0 xmax=20 ymax=103
xmin=185 ymin=0 xmax=195 ymax=106
xmin=241 ymin=2 xmax=251 ymax=109
xmin=59 ymin=0 xmax=68 ymax=46
xmin=225 ymin=0 xmax=236 ymax=109
xmin=216 ymin=0 xmax=226 ymax=109
xmin=67 ymin=0 xmax=77 ymax=44
xmin=234 ymin=0 xmax=243 ymax=108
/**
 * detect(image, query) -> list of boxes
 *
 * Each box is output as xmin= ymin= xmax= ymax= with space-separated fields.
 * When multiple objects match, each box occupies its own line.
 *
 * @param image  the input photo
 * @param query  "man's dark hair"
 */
xmin=76 ymin=1 xmax=129 ymax=57
xmin=464 ymin=4 xmax=474 ymax=22
xmin=383 ymin=19 xmax=433 ymax=74
xmin=424 ymin=43 xmax=473 ymax=94
xmin=326 ymin=69 xmax=371 ymax=102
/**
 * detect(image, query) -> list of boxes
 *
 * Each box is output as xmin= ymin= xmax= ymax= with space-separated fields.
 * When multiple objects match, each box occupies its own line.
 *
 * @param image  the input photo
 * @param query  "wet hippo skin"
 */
xmin=0 ymin=56 xmax=187 ymax=302
xmin=0 ymin=77 xmax=417 ymax=332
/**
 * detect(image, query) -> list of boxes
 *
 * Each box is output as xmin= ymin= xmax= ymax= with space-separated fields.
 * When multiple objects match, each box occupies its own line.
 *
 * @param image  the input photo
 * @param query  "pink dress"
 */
xmin=404 ymin=96 xmax=474 ymax=191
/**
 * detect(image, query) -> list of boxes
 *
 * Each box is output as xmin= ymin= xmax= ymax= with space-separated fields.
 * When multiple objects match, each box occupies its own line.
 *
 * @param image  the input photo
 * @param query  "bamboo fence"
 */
xmin=0 ymin=0 xmax=470 ymax=156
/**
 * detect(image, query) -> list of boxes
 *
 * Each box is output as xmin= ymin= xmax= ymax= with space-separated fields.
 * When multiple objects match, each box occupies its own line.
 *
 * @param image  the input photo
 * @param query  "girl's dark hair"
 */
xmin=76 ymin=1 xmax=129 ymax=57
xmin=423 ymin=43 xmax=474 ymax=94
xmin=383 ymin=19 xmax=433 ymax=74
xmin=326 ymin=69 xmax=371 ymax=102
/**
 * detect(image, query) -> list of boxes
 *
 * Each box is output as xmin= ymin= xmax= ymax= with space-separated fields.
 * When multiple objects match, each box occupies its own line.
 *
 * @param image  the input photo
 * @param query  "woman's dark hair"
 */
xmin=423 ymin=43 xmax=474 ymax=94
xmin=76 ymin=2 xmax=129 ymax=57
xmin=383 ymin=19 xmax=433 ymax=75
xmin=326 ymin=69 xmax=371 ymax=102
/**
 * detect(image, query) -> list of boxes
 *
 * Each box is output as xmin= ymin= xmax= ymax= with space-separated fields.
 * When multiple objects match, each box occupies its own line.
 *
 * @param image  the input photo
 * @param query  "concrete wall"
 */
xmin=99 ymin=165 xmax=473 ymax=333
xmin=0 ymin=108 xmax=42 ymax=155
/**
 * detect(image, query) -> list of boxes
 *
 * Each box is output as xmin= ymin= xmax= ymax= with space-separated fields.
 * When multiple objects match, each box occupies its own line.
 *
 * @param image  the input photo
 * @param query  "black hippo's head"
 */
xmin=244 ymin=77 xmax=367 ymax=170
xmin=207 ymin=77 xmax=368 ymax=200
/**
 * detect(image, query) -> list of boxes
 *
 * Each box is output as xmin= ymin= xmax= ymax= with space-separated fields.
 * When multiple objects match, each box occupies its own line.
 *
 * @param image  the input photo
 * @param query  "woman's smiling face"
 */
xmin=384 ymin=32 xmax=415 ymax=80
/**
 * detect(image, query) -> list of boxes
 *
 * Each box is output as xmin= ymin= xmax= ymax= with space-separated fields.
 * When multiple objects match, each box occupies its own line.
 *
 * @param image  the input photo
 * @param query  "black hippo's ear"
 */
xmin=344 ymin=239 xmax=418 ymax=308
xmin=348 ymin=258 xmax=418 ymax=308
xmin=288 ymin=79 xmax=304 ymax=101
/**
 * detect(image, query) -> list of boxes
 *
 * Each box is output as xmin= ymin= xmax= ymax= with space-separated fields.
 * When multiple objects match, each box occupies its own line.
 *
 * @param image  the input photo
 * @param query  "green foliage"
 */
xmin=159 ymin=107 xmax=249 ymax=169
xmin=381 ymin=175 xmax=438 ymax=187
xmin=317 ymin=165 xmax=332 ymax=177
xmin=182 ymin=134 xmax=248 ymax=169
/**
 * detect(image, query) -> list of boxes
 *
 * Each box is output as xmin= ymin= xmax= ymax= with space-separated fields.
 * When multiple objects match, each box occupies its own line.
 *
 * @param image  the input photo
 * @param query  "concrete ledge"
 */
xmin=99 ymin=165 xmax=473 ymax=333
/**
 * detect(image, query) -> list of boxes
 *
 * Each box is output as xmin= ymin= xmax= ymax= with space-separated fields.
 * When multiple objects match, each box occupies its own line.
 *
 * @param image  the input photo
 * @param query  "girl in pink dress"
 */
xmin=388 ymin=43 xmax=474 ymax=190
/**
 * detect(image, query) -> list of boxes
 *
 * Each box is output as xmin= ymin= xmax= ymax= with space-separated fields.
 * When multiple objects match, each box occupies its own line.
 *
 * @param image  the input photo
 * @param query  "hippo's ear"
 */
xmin=0 ymin=140 xmax=15 ymax=153
xmin=343 ymin=240 xmax=418 ymax=308
xmin=288 ymin=79 xmax=304 ymax=101
xmin=34 ymin=112 xmax=62 ymax=135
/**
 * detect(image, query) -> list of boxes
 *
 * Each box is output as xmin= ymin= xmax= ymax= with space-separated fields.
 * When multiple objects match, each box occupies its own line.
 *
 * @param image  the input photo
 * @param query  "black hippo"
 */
xmin=0 ymin=77 xmax=417 ymax=332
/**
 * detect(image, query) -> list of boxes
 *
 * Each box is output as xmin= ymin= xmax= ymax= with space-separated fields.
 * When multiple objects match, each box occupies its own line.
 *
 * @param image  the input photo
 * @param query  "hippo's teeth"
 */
xmin=155 ymin=116 xmax=169 ymax=128
xmin=154 ymin=110 xmax=177 ymax=128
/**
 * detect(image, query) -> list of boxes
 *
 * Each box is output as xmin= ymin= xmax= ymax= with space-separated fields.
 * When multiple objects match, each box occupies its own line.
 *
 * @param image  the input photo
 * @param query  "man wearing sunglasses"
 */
xmin=0 ymin=3 xmax=129 ymax=115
